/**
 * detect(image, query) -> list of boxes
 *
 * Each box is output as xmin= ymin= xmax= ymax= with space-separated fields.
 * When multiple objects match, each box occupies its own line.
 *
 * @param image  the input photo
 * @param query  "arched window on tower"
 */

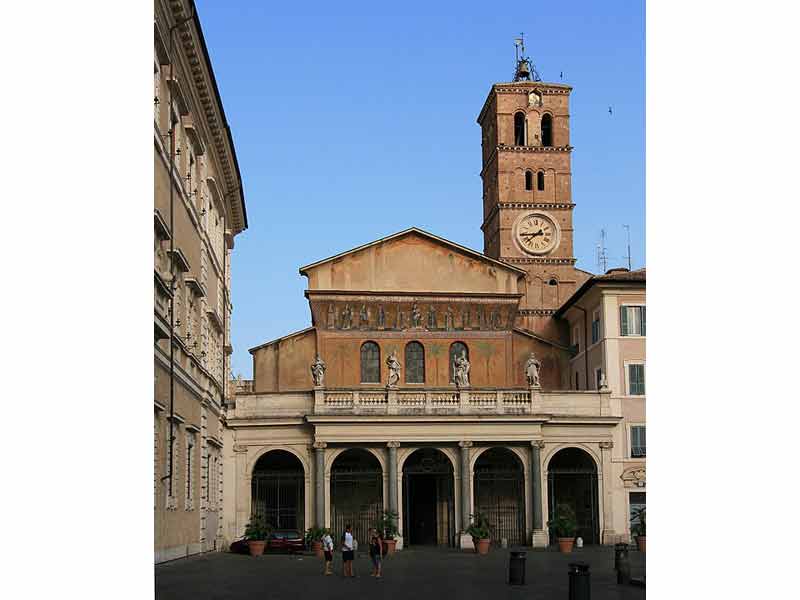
xmin=405 ymin=342 xmax=425 ymax=384
xmin=360 ymin=342 xmax=380 ymax=383
xmin=541 ymin=114 xmax=553 ymax=147
xmin=537 ymin=171 xmax=545 ymax=191
xmin=449 ymin=342 xmax=469 ymax=383
xmin=514 ymin=112 xmax=526 ymax=146
xmin=525 ymin=171 xmax=533 ymax=191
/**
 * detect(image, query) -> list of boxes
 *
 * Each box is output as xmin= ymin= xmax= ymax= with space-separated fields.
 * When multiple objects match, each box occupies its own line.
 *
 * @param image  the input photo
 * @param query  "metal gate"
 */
xmin=547 ymin=448 xmax=599 ymax=545
xmin=251 ymin=470 xmax=304 ymax=531
xmin=331 ymin=468 xmax=382 ymax=549
xmin=474 ymin=462 xmax=525 ymax=546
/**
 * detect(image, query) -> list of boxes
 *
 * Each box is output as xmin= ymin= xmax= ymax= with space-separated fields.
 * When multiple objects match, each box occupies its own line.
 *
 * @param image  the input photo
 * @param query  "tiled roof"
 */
xmin=554 ymin=267 xmax=646 ymax=318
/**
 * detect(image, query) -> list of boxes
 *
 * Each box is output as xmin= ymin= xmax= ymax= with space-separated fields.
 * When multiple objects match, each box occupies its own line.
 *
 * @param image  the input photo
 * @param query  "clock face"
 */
xmin=515 ymin=212 xmax=558 ymax=255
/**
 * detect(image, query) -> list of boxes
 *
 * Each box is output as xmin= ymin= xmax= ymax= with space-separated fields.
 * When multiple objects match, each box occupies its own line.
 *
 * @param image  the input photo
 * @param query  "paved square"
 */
xmin=155 ymin=547 xmax=645 ymax=600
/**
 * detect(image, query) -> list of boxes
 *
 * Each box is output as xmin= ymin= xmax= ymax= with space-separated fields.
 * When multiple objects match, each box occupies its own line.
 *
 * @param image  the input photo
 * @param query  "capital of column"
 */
xmin=386 ymin=441 xmax=401 ymax=448
xmin=458 ymin=440 xmax=473 ymax=449
xmin=530 ymin=440 xmax=545 ymax=449
xmin=599 ymin=441 xmax=614 ymax=449
xmin=312 ymin=441 xmax=327 ymax=450
xmin=233 ymin=444 xmax=248 ymax=453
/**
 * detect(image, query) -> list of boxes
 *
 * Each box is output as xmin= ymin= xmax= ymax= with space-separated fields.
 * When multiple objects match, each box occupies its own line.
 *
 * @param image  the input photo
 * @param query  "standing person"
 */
xmin=342 ymin=524 xmax=355 ymax=577
xmin=321 ymin=530 xmax=334 ymax=576
xmin=368 ymin=529 xmax=383 ymax=578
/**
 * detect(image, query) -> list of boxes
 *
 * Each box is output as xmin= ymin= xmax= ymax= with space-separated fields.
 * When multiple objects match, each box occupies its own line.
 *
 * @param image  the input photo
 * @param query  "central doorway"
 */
xmin=402 ymin=448 xmax=455 ymax=547
xmin=330 ymin=449 xmax=383 ymax=546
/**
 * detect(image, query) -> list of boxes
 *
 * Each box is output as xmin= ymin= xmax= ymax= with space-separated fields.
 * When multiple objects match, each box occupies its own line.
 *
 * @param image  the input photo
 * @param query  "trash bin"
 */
xmin=568 ymin=562 xmax=590 ymax=600
xmin=508 ymin=550 xmax=526 ymax=585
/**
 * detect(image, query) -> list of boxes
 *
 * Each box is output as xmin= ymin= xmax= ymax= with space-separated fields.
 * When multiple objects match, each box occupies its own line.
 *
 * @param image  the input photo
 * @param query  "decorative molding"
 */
xmin=531 ymin=440 xmax=545 ymax=449
xmin=458 ymin=441 xmax=473 ymax=448
xmin=498 ymin=145 xmax=573 ymax=154
xmin=620 ymin=465 xmax=646 ymax=488
xmin=517 ymin=309 xmax=558 ymax=316
xmin=232 ymin=444 xmax=248 ymax=453
xmin=502 ymin=257 xmax=577 ymax=265
xmin=599 ymin=441 xmax=614 ymax=449
xmin=386 ymin=441 xmax=401 ymax=448
xmin=312 ymin=441 xmax=328 ymax=450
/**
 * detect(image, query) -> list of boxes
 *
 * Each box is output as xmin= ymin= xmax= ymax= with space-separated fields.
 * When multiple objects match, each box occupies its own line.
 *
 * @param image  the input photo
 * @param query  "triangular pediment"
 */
xmin=300 ymin=228 xmax=524 ymax=295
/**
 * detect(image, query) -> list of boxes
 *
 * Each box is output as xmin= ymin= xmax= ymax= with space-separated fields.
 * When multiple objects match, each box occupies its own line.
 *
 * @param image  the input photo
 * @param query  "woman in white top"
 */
xmin=341 ymin=524 xmax=355 ymax=577
xmin=321 ymin=531 xmax=334 ymax=576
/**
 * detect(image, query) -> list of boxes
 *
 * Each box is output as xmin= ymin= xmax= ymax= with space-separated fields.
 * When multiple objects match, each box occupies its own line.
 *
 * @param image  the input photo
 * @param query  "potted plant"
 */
xmin=548 ymin=504 xmax=578 ymax=553
xmin=631 ymin=507 xmax=646 ymax=552
xmin=377 ymin=510 xmax=399 ymax=554
xmin=467 ymin=512 xmax=491 ymax=555
xmin=244 ymin=516 xmax=272 ymax=556
xmin=304 ymin=526 xmax=327 ymax=558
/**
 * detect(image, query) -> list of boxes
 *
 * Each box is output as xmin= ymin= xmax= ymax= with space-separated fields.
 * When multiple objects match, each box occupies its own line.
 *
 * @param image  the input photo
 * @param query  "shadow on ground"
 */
xmin=155 ymin=546 xmax=645 ymax=600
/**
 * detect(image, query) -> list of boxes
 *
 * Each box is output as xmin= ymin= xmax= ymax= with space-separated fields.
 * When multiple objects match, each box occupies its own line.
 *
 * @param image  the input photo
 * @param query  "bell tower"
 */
xmin=477 ymin=38 xmax=589 ymax=336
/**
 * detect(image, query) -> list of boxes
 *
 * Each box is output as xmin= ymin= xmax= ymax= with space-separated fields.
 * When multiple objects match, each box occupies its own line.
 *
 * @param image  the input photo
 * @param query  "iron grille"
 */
xmin=251 ymin=471 xmax=304 ymax=531
xmin=474 ymin=470 xmax=525 ymax=546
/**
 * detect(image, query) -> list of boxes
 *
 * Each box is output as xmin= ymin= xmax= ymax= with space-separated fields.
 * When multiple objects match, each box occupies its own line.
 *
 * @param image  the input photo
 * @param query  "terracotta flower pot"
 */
xmin=384 ymin=539 xmax=397 ymax=555
xmin=636 ymin=536 xmax=645 ymax=552
xmin=248 ymin=540 xmax=267 ymax=556
xmin=557 ymin=537 xmax=575 ymax=553
xmin=311 ymin=540 xmax=323 ymax=558
xmin=476 ymin=539 xmax=491 ymax=555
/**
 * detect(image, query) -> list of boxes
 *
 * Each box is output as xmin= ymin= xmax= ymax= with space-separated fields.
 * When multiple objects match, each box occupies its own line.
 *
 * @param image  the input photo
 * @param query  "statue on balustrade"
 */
xmin=454 ymin=351 xmax=470 ymax=388
xmin=310 ymin=354 xmax=326 ymax=387
xmin=386 ymin=351 xmax=401 ymax=388
xmin=525 ymin=352 xmax=542 ymax=388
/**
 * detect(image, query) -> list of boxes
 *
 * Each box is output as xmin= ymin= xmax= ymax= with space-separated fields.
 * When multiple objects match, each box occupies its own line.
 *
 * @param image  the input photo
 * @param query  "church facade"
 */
xmin=223 ymin=61 xmax=645 ymax=550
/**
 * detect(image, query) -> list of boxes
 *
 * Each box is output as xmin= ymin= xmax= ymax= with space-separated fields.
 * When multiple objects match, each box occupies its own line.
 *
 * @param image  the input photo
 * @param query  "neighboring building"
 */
xmin=222 ymin=54 xmax=645 ymax=550
xmin=154 ymin=0 xmax=247 ymax=563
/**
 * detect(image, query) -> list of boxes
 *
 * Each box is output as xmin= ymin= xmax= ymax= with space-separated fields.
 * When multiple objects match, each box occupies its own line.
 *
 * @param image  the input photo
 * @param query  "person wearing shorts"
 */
xmin=368 ymin=529 xmax=383 ymax=578
xmin=322 ymin=530 xmax=334 ymax=575
xmin=342 ymin=525 xmax=355 ymax=577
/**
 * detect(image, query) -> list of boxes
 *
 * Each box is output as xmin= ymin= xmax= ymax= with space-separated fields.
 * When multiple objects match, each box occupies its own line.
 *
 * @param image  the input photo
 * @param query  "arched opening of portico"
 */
xmin=473 ymin=447 xmax=525 ymax=546
xmin=330 ymin=449 xmax=383 ymax=547
xmin=546 ymin=447 xmax=600 ymax=545
xmin=402 ymin=447 xmax=455 ymax=547
xmin=251 ymin=450 xmax=305 ymax=532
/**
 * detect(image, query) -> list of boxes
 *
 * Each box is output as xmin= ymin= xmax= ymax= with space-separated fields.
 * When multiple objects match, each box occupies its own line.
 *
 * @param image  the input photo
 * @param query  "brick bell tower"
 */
xmin=477 ymin=38 xmax=589 ymax=338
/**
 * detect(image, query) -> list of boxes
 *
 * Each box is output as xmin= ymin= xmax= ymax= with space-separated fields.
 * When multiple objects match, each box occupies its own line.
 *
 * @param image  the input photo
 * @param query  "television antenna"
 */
xmin=623 ymin=225 xmax=632 ymax=270
xmin=596 ymin=228 xmax=609 ymax=273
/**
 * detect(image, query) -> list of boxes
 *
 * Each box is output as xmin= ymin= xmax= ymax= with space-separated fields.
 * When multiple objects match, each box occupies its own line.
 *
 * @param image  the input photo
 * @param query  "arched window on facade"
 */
xmin=449 ymin=342 xmax=469 ymax=383
xmin=404 ymin=341 xmax=425 ymax=384
xmin=525 ymin=170 xmax=533 ymax=191
xmin=360 ymin=342 xmax=380 ymax=383
xmin=541 ymin=114 xmax=553 ymax=147
xmin=537 ymin=171 xmax=545 ymax=191
xmin=514 ymin=112 xmax=526 ymax=146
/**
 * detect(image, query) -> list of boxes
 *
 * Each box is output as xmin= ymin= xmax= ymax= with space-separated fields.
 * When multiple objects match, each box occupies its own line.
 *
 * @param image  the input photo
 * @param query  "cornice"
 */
xmin=305 ymin=290 xmax=522 ymax=302
xmin=477 ymin=81 xmax=571 ymax=124
xmin=498 ymin=144 xmax=573 ymax=154
xmin=517 ymin=309 xmax=558 ymax=316
xmin=481 ymin=203 xmax=574 ymax=232
xmin=165 ymin=0 xmax=246 ymax=234
xmin=501 ymin=257 xmax=577 ymax=266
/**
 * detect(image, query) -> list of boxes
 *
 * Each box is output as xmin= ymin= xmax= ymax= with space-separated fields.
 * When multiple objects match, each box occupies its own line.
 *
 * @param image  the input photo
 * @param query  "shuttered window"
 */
xmin=628 ymin=364 xmax=645 ymax=395
xmin=360 ymin=342 xmax=380 ymax=383
xmin=631 ymin=426 xmax=646 ymax=457
xmin=620 ymin=305 xmax=645 ymax=336
xmin=405 ymin=341 xmax=425 ymax=384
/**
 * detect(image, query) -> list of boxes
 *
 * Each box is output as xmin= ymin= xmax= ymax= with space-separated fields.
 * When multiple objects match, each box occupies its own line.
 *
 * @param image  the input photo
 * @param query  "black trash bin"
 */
xmin=568 ymin=562 xmax=590 ymax=600
xmin=614 ymin=543 xmax=628 ymax=571
xmin=508 ymin=550 xmax=526 ymax=585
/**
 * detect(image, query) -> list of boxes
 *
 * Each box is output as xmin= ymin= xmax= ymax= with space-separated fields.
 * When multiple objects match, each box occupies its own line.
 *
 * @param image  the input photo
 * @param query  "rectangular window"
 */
xmin=629 ymin=492 xmax=646 ymax=528
xmin=595 ymin=368 xmax=602 ymax=390
xmin=628 ymin=364 xmax=645 ymax=395
xmin=620 ymin=305 xmax=646 ymax=336
xmin=631 ymin=426 xmax=646 ymax=457
xmin=591 ymin=309 xmax=600 ymax=344
xmin=186 ymin=431 xmax=195 ymax=508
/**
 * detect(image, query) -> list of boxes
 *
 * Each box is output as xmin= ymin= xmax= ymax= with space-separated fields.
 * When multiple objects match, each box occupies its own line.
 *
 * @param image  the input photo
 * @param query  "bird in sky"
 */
xmin=608 ymin=106 xmax=613 ymax=116
xmin=560 ymin=71 xmax=563 ymax=79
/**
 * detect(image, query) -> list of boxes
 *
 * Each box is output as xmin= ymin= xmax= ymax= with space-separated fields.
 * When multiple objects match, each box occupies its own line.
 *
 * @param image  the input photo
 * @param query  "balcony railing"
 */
xmin=313 ymin=387 xmax=614 ymax=417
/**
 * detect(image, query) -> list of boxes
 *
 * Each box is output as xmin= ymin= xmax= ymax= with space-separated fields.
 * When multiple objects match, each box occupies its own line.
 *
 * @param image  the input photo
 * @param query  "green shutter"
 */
xmin=620 ymin=306 xmax=629 ymax=335
xmin=641 ymin=306 xmax=646 ymax=336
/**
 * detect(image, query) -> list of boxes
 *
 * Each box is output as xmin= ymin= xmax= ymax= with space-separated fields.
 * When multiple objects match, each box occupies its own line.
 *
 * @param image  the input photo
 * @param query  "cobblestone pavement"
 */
xmin=155 ymin=546 xmax=645 ymax=600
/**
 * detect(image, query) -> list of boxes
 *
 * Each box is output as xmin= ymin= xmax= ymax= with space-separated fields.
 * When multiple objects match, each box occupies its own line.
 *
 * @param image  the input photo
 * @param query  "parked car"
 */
xmin=267 ymin=530 xmax=304 ymax=553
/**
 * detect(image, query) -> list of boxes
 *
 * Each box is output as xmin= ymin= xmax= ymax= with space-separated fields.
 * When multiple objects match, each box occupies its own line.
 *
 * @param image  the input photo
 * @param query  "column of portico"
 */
xmin=313 ymin=441 xmax=326 ymax=528
xmin=530 ymin=440 xmax=548 ymax=547
xmin=386 ymin=441 xmax=402 ymax=549
xmin=458 ymin=441 xmax=474 ymax=550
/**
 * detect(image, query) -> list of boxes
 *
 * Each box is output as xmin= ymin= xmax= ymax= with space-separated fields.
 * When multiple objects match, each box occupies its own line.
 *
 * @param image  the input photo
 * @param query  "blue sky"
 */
xmin=194 ymin=0 xmax=645 ymax=378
